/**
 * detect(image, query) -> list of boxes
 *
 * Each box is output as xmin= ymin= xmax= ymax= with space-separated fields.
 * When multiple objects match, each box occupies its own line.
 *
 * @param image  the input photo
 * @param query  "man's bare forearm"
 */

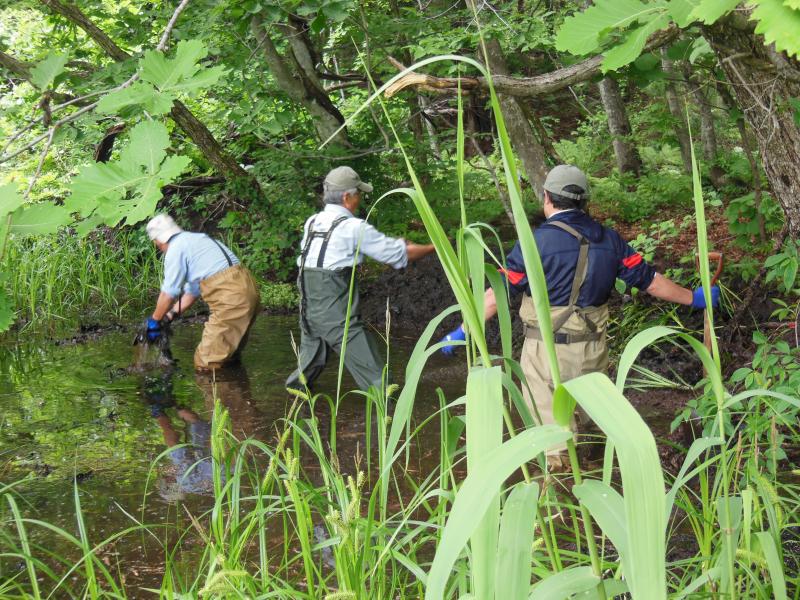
xmin=152 ymin=291 xmax=176 ymax=320
xmin=152 ymin=291 xmax=197 ymax=320
xmin=170 ymin=293 xmax=197 ymax=317
xmin=645 ymin=272 xmax=692 ymax=305
xmin=406 ymin=242 xmax=436 ymax=262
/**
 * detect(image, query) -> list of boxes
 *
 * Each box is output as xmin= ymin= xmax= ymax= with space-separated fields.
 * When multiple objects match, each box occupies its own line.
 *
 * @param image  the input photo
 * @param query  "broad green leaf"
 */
xmin=573 ymin=580 xmax=629 ymax=598
xmin=120 ymin=121 xmax=169 ymax=173
xmin=755 ymin=532 xmax=787 ymax=600
xmin=69 ymin=162 xmax=147 ymax=212
xmin=96 ymin=81 xmax=174 ymax=115
xmin=124 ymin=177 xmax=163 ymax=225
xmin=668 ymin=0 xmax=701 ymax=25
xmin=142 ymin=39 xmax=207 ymax=89
xmin=602 ymin=14 xmax=671 ymax=71
xmin=155 ymin=155 xmax=192 ymax=183
xmin=0 ymin=183 xmax=25 ymax=217
xmin=466 ymin=366 xmax=503 ymax=600
xmin=562 ymin=373 xmax=666 ymax=599
xmin=573 ymin=480 xmax=628 ymax=557
xmin=690 ymin=0 xmax=742 ymax=23
xmin=168 ymin=65 xmax=225 ymax=95
xmin=494 ymin=481 xmax=540 ymax=600
xmin=717 ymin=496 xmax=743 ymax=595
xmin=0 ymin=288 xmax=14 ymax=333
xmin=9 ymin=203 xmax=72 ymax=236
xmin=141 ymin=39 xmax=224 ymax=96
xmin=425 ymin=425 xmax=571 ymax=600
xmin=529 ymin=567 xmax=600 ymax=599
xmin=786 ymin=0 xmax=800 ymax=8
xmin=555 ymin=0 xmax=655 ymax=55
xmin=751 ymin=0 xmax=800 ymax=59
xmin=30 ymin=52 xmax=69 ymax=90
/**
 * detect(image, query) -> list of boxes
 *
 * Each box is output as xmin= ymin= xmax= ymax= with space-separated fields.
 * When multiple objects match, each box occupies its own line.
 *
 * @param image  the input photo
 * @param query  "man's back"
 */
xmin=503 ymin=210 xmax=656 ymax=307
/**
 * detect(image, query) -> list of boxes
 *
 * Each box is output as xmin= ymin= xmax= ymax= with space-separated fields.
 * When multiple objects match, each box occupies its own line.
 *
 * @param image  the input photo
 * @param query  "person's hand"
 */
xmin=146 ymin=317 xmax=163 ymax=342
xmin=691 ymin=285 xmax=720 ymax=309
xmin=439 ymin=325 xmax=466 ymax=356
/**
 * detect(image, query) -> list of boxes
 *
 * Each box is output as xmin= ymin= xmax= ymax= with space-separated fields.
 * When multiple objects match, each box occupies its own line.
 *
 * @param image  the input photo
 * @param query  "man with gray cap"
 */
xmin=440 ymin=165 xmax=719 ymax=469
xmin=144 ymin=214 xmax=260 ymax=371
xmin=286 ymin=166 xmax=435 ymax=393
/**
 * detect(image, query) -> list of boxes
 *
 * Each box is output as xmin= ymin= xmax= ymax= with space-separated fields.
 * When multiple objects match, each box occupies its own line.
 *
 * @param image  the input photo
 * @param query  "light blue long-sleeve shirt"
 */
xmin=297 ymin=204 xmax=408 ymax=270
xmin=161 ymin=232 xmax=239 ymax=298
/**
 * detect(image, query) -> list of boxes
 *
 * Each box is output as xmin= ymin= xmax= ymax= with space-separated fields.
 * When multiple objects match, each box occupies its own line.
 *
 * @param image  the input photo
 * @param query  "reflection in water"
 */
xmin=194 ymin=366 xmax=265 ymax=442
xmin=142 ymin=371 xmax=215 ymax=502
xmin=0 ymin=319 xmax=453 ymax=590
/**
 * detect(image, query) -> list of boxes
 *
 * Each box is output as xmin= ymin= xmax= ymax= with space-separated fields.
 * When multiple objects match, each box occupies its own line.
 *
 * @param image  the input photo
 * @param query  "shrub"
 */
xmin=259 ymin=281 xmax=299 ymax=312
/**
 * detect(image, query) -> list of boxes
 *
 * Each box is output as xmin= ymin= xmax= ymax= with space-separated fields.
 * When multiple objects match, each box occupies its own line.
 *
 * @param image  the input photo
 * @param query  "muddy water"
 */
xmin=0 ymin=316 xmax=468 ymax=589
xmin=0 ymin=314 xmax=693 ymax=591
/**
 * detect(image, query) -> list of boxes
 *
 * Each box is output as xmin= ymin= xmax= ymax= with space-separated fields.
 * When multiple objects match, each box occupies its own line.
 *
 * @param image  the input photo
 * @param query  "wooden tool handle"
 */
xmin=696 ymin=252 xmax=725 ymax=286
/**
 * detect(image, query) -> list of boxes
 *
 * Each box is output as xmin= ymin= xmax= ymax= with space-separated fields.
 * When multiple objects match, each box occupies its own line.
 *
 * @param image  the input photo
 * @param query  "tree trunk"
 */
xmin=716 ymin=79 xmax=766 ymax=241
xmin=40 ymin=0 xmax=257 ymax=191
xmin=251 ymin=14 xmax=347 ymax=146
xmin=704 ymin=12 xmax=800 ymax=237
xmin=483 ymin=38 xmax=549 ymax=196
xmin=660 ymin=48 xmax=693 ymax=173
xmin=682 ymin=63 xmax=725 ymax=187
xmin=597 ymin=77 xmax=642 ymax=175
xmin=0 ymin=49 xmax=31 ymax=80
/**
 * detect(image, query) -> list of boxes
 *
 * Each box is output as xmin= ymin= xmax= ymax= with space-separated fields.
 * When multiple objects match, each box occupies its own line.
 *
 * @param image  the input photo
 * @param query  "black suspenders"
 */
xmin=298 ymin=215 xmax=351 ymax=330
xmin=207 ymin=235 xmax=234 ymax=267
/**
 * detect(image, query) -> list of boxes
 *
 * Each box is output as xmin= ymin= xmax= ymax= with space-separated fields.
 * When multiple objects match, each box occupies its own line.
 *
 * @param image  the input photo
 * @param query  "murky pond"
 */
xmin=1 ymin=311 xmax=699 ymax=593
xmin=0 ymin=316 xmax=466 ymax=590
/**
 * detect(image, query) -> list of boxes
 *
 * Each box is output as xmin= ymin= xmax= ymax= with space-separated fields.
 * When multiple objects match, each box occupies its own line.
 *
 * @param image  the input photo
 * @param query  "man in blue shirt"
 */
xmin=286 ymin=166 xmax=435 ymax=393
xmin=441 ymin=165 xmax=720 ymax=469
xmin=145 ymin=214 xmax=260 ymax=371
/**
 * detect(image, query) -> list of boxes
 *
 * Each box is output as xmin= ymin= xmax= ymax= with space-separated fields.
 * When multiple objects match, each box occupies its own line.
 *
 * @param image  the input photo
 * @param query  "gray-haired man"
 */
xmin=286 ymin=166 xmax=435 ymax=392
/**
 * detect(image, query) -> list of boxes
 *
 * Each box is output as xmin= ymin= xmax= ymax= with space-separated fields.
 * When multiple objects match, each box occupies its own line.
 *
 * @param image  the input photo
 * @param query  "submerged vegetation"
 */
xmin=2 ymin=0 xmax=800 ymax=597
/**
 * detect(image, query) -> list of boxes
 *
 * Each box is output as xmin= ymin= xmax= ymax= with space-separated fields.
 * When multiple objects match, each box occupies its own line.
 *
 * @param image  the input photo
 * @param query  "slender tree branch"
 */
xmin=385 ymin=25 xmax=679 ymax=98
xmin=157 ymin=0 xmax=192 ymax=51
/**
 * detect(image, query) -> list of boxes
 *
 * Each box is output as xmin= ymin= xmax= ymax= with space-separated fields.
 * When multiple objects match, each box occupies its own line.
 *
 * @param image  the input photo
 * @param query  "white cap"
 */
xmin=146 ymin=214 xmax=183 ymax=243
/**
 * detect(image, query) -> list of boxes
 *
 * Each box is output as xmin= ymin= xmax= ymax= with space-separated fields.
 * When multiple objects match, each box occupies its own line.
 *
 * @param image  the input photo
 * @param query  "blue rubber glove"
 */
xmin=440 ymin=325 xmax=466 ymax=356
xmin=691 ymin=285 xmax=720 ymax=310
xmin=146 ymin=317 xmax=162 ymax=342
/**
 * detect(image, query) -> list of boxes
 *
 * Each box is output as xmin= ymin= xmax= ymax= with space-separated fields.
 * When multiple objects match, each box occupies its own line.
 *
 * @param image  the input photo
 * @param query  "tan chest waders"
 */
xmin=286 ymin=215 xmax=385 ymax=393
xmin=194 ymin=237 xmax=260 ymax=370
xmin=519 ymin=220 xmax=609 ymax=455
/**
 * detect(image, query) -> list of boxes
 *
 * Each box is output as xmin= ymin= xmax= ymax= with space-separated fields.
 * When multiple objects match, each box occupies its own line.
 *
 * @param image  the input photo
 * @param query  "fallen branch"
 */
xmin=384 ymin=25 xmax=679 ymax=98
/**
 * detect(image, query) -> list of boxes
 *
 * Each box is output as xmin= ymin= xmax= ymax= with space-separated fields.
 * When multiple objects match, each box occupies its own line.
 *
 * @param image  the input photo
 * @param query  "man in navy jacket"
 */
xmin=441 ymin=165 xmax=719 ymax=469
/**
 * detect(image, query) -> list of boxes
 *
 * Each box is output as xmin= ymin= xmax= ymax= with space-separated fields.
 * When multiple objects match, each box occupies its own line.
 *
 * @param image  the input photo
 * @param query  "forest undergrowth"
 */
xmin=2 ymin=46 xmax=800 ymax=599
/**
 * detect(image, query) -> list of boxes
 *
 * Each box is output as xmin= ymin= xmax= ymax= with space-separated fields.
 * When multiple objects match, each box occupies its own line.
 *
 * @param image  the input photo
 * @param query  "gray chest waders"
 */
xmin=298 ymin=215 xmax=351 ymax=332
xmin=287 ymin=215 xmax=385 ymax=392
xmin=523 ymin=221 xmax=604 ymax=344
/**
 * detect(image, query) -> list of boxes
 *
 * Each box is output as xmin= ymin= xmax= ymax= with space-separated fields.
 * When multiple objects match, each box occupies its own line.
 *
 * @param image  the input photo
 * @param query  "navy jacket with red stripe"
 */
xmin=500 ymin=210 xmax=655 ymax=306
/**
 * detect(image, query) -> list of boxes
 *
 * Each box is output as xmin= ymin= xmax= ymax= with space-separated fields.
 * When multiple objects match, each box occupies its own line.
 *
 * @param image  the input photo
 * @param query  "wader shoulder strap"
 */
xmin=207 ymin=236 xmax=234 ymax=267
xmin=298 ymin=215 xmax=351 ymax=269
xmin=547 ymin=220 xmax=591 ymax=333
xmin=298 ymin=214 xmax=350 ymax=330
xmin=316 ymin=216 xmax=350 ymax=268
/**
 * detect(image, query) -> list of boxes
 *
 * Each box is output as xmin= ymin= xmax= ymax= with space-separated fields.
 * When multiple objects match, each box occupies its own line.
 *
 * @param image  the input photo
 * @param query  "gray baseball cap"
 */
xmin=543 ymin=165 xmax=589 ymax=202
xmin=324 ymin=166 xmax=373 ymax=193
